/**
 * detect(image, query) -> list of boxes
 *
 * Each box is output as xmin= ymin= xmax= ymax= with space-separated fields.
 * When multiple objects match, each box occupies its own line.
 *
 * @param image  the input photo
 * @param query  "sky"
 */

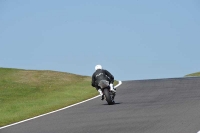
xmin=0 ymin=0 xmax=200 ymax=81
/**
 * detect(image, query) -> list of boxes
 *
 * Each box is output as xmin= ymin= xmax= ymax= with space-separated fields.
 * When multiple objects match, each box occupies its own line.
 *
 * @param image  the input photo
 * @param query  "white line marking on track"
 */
xmin=0 ymin=80 xmax=122 ymax=130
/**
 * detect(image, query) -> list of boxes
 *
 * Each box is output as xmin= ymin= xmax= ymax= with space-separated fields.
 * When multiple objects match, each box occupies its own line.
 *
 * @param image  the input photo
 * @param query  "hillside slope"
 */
xmin=0 ymin=68 xmax=97 ymax=126
xmin=185 ymin=72 xmax=200 ymax=77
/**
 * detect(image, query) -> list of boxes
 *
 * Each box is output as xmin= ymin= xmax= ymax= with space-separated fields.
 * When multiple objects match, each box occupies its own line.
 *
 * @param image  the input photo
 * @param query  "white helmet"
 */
xmin=95 ymin=65 xmax=102 ymax=70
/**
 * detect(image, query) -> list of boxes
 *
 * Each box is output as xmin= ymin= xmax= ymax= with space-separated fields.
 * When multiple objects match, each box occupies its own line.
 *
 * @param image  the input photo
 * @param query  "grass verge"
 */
xmin=0 ymin=67 xmax=118 ymax=127
xmin=185 ymin=72 xmax=200 ymax=77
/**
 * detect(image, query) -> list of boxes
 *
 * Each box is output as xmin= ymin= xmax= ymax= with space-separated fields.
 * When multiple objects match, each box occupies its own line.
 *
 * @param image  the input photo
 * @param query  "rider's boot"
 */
xmin=98 ymin=89 xmax=104 ymax=100
xmin=110 ymin=83 xmax=116 ymax=93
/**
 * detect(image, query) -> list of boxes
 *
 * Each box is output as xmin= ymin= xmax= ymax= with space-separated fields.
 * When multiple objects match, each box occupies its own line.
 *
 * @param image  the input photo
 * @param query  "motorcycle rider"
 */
xmin=91 ymin=65 xmax=116 ymax=100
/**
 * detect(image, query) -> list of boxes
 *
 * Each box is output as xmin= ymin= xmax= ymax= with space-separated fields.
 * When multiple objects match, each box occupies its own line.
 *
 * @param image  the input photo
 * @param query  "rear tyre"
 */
xmin=104 ymin=89 xmax=113 ymax=105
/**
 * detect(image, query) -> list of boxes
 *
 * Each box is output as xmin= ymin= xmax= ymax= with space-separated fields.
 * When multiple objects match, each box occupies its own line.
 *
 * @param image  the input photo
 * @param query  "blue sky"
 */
xmin=1 ymin=0 xmax=200 ymax=81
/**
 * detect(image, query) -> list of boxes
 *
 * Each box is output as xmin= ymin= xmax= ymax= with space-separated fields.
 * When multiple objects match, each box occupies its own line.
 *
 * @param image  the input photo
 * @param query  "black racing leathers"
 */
xmin=91 ymin=69 xmax=114 ymax=90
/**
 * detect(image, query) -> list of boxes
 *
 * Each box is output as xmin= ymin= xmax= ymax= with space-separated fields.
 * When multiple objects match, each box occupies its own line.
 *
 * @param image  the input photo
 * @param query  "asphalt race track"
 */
xmin=1 ymin=77 xmax=200 ymax=133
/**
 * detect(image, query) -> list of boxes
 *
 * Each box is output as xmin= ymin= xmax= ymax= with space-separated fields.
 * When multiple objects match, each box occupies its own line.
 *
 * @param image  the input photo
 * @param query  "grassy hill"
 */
xmin=185 ymin=72 xmax=200 ymax=77
xmin=0 ymin=68 xmax=102 ymax=126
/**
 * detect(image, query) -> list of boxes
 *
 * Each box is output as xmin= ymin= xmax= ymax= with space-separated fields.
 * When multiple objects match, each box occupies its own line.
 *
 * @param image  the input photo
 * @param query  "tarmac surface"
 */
xmin=1 ymin=77 xmax=200 ymax=133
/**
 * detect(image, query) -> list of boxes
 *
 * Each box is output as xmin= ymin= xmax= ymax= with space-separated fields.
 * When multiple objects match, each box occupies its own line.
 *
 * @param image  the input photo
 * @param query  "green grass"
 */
xmin=0 ymin=67 xmax=118 ymax=127
xmin=185 ymin=72 xmax=200 ymax=77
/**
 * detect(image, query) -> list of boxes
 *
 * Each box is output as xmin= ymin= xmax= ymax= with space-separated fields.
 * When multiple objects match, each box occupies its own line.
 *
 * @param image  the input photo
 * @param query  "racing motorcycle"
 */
xmin=98 ymin=80 xmax=115 ymax=105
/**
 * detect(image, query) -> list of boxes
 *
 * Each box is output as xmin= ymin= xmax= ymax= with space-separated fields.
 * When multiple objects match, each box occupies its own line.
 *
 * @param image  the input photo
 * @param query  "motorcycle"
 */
xmin=98 ymin=80 xmax=115 ymax=105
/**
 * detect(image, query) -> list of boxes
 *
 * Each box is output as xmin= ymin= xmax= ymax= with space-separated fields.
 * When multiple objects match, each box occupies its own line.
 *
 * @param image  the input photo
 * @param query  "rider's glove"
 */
xmin=91 ymin=83 xmax=95 ymax=87
xmin=110 ymin=79 xmax=114 ymax=84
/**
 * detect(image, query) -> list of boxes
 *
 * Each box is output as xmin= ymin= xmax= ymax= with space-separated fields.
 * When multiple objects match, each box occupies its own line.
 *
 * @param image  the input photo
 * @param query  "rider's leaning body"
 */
xmin=91 ymin=65 xmax=116 ymax=99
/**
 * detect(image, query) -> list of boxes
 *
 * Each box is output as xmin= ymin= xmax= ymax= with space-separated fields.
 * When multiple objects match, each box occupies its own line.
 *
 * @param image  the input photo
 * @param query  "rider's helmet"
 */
xmin=95 ymin=65 xmax=102 ymax=70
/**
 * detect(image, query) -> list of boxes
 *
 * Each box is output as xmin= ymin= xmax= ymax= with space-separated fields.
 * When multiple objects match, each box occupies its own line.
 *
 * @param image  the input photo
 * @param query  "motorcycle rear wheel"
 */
xmin=104 ymin=89 xmax=114 ymax=105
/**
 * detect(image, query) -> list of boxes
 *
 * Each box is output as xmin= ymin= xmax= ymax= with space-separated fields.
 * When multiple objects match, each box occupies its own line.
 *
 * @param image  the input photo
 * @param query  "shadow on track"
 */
xmin=102 ymin=102 xmax=122 ymax=105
